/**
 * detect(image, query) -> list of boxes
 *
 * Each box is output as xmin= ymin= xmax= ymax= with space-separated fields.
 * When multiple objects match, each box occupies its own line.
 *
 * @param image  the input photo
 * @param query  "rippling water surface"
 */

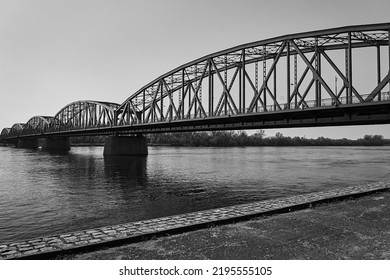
xmin=0 ymin=145 xmax=389 ymax=244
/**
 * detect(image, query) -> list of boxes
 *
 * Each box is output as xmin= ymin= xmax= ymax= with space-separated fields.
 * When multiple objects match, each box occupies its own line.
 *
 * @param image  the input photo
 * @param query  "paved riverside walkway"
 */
xmin=1 ymin=181 xmax=389 ymax=260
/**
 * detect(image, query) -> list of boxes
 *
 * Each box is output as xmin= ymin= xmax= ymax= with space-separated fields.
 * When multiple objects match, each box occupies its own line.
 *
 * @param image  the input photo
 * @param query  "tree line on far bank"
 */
xmin=147 ymin=130 xmax=389 ymax=147
xmin=69 ymin=130 xmax=389 ymax=146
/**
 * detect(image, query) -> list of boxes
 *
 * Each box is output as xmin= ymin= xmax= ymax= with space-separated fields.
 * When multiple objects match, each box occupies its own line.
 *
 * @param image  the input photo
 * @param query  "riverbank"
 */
xmin=57 ymin=186 xmax=390 ymax=260
xmin=148 ymin=131 xmax=390 ymax=147
xmin=1 ymin=181 xmax=388 ymax=260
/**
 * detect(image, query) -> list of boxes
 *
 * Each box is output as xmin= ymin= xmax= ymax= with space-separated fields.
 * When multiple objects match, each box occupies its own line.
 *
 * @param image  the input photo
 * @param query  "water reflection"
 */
xmin=104 ymin=155 xmax=148 ymax=189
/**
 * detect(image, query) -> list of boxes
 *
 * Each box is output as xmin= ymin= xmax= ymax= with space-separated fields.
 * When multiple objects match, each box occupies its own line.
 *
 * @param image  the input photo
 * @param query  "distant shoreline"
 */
xmin=147 ymin=132 xmax=390 ymax=147
xmin=147 ymin=143 xmax=390 ymax=147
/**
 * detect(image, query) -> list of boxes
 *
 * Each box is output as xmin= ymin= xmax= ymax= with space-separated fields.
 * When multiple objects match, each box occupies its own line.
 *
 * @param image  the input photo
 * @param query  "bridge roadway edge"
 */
xmin=0 ymin=181 xmax=389 ymax=260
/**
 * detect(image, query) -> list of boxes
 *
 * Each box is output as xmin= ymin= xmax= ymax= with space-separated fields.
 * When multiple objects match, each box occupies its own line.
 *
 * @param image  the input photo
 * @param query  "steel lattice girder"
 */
xmin=49 ymin=101 xmax=119 ymax=132
xmin=21 ymin=116 xmax=54 ymax=136
xmin=0 ymin=128 xmax=11 ymax=140
xmin=8 ymin=123 xmax=25 ymax=138
xmin=116 ymin=22 xmax=390 ymax=126
xmin=2 ymin=23 xmax=390 ymax=138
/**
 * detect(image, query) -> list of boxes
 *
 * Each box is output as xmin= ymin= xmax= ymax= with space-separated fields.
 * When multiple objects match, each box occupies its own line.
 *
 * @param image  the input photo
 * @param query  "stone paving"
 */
xmin=1 ymin=181 xmax=389 ymax=260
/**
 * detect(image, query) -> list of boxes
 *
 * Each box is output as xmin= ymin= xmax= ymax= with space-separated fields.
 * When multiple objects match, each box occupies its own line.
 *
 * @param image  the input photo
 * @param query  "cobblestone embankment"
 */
xmin=1 ymin=181 xmax=389 ymax=260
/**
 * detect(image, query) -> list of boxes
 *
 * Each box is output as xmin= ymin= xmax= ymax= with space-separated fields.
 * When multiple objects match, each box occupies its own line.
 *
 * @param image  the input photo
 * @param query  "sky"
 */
xmin=0 ymin=0 xmax=389 ymax=139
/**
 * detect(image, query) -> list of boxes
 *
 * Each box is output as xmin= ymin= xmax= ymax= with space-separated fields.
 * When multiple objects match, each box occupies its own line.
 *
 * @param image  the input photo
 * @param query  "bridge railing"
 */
xmin=48 ymin=121 xmax=114 ymax=132
xmin=249 ymin=91 xmax=390 ymax=113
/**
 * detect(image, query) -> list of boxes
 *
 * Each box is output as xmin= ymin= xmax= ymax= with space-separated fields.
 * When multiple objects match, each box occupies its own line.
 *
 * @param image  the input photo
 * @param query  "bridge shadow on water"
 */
xmin=103 ymin=155 xmax=148 ymax=190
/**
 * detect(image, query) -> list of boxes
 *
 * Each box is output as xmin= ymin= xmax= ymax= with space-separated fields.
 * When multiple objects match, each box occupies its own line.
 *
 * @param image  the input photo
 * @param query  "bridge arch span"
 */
xmin=116 ymin=22 xmax=390 ymax=127
xmin=49 ymin=100 xmax=120 ymax=132
xmin=8 ymin=123 xmax=26 ymax=138
xmin=21 ymin=116 xmax=54 ymax=135
xmin=0 ymin=128 xmax=11 ymax=141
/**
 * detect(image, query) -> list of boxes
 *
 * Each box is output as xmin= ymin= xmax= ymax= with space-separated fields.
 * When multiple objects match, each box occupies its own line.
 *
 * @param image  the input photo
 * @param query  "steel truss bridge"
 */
xmin=1 ymin=23 xmax=390 ymax=143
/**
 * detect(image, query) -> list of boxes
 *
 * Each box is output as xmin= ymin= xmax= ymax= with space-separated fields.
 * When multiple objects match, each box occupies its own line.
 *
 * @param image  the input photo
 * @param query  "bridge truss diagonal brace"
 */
xmin=244 ymin=70 xmax=266 ymax=110
xmin=187 ymin=82 xmax=208 ymax=118
xmin=365 ymin=72 xmax=390 ymax=102
xmin=145 ymin=82 xmax=161 ymax=123
xmin=177 ymin=81 xmax=190 ymax=119
xmin=128 ymin=100 xmax=140 ymax=124
xmin=212 ymin=61 xmax=240 ymax=116
xmin=293 ymin=53 xmax=316 ymax=108
xmin=290 ymin=40 xmax=341 ymax=105
xmin=320 ymin=51 xmax=363 ymax=102
xmin=186 ymin=62 xmax=209 ymax=119
xmin=297 ymin=78 xmax=316 ymax=108
xmin=120 ymin=102 xmax=133 ymax=125
xmin=162 ymin=80 xmax=180 ymax=121
xmin=248 ymin=41 xmax=286 ymax=113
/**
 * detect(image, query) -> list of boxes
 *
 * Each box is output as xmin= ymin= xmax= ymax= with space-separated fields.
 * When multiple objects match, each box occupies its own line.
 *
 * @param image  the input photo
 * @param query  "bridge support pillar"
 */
xmin=5 ymin=139 xmax=19 ymax=147
xmin=1 ymin=140 xmax=15 ymax=146
xmin=103 ymin=135 xmax=148 ymax=156
xmin=17 ymin=138 xmax=38 ymax=149
xmin=38 ymin=137 xmax=71 ymax=151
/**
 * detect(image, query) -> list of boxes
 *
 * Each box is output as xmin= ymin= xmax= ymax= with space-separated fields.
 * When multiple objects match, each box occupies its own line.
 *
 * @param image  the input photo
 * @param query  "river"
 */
xmin=0 ymin=145 xmax=389 ymax=244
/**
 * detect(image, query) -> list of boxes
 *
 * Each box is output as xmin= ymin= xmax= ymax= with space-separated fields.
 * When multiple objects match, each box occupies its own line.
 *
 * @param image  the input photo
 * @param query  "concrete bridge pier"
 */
xmin=4 ymin=139 xmax=18 ymax=147
xmin=38 ymin=137 xmax=71 ymax=151
xmin=17 ymin=138 xmax=38 ymax=149
xmin=103 ymin=135 xmax=148 ymax=156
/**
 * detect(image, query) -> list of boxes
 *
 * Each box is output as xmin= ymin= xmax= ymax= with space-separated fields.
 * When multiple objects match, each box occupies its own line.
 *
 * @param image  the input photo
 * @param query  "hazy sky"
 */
xmin=1 ymin=0 xmax=389 ymax=139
